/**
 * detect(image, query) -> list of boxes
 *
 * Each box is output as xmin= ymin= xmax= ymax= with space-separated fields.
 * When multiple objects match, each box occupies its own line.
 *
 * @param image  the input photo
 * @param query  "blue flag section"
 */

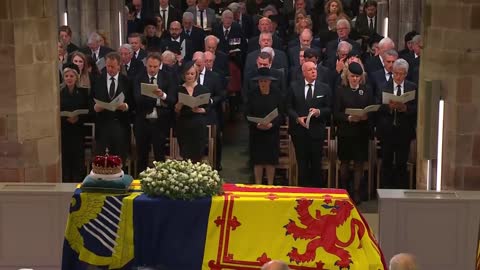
xmin=132 ymin=194 xmax=212 ymax=269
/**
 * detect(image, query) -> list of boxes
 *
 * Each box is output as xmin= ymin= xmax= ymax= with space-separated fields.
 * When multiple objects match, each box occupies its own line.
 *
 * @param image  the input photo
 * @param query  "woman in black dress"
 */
xmin=334 ymin=61 xmax=374 ymax=203
xmin=246 ymin=68 xmax=283 ymax=185
xmin=175 ymin=62 xmax=210 ymax=163
xmin=60 ymin=64 xmax=89 ymax=182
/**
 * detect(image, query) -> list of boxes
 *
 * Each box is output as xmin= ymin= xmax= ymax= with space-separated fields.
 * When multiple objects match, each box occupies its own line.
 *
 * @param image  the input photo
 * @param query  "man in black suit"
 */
xmin=287 ymin=61 xmax=332 ymax=187
xmin=186 ymin=0 xmax=217 ymax=32
xmin=133 ymin=52 xmax=176 ymax=174
xmin=243 ymin=51 xmax=287 ymax=103
xmin=365 ymin=37 xmax=395 ymax=74
xmin=323 ymin=41 xmax=352 ymax=75
xmin=82 ymin=32 xmax=114 ymax=63
xmin=92 ymin=52 xmax=133 ymax=161
xmin=193 ymin=52 xmax=226 ymax=170
xmin=317 ymin=13 xmax=339 ymax=50
xmin=407 ymin=35 xmax=421 ymax=84
xmin=369 ymin=49 xmax=398 ymax=101
xmin=128 ymin=33 xmax=148 ymax=62
xmin=325 ymin=19 xmax=361 ymax=61
xmin=154 ymin=0 xmax=182 ymax=28
xmin=244 ymin=32 xmax=289 ymax=75
xmin=204 ymin=35 xmax=230 ymax=78
xmin=143 ymin=18 xmax=163 ymax=52
xmin=119 ymin=44 xmax=145 ymax=82
xmin=288 ymin=29 xmax=321 ymax=68
xmin=376 ymin=59 xmax=417 ymax=189
xmin=161 ymin=21 xmax=194 ymax=62
xmin=229 ymin=2 xmax=254 ymax=39
xmin=182 ymin=12 xmax=206 ymax=53
xmin=248 ymin=17 xmax=284 ymax=53
xmin=355 ymin=0 xmax=378 ymax=38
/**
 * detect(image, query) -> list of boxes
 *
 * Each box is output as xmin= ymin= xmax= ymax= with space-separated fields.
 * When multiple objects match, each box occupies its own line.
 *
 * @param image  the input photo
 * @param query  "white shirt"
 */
xmin=125 ymin=60 xmax=131 ymax=71
xmin=196 ymin=6 xmax=208 ymax=29
xmin=134 ymin=49 xmax=141 ymax=59
xmin=92 ymin=48 xmax=100 ymax=60
xmin=384 ymin=68 xmax=392 ymax=82
xmin=145 ymin=74 xmax=168 ymax=119
xmin=368 ymin=16 xmax=376 ymax=28
xmin=394 ymin=81 xmax=405 ymax=96
xmin=171 ymin=37 xmax=181 ymax=43
xmin=304 ymin=80 xmax=315 ymax=99
xmin=199 ymin=67 xmax=206 ymax=85
xmin=160 ymin=6 xmax=169 ymax=26
xmin=107 ymin=73 xmax=119 ymax=95
xmin=414 ymin=53 xmax=419 ymax=59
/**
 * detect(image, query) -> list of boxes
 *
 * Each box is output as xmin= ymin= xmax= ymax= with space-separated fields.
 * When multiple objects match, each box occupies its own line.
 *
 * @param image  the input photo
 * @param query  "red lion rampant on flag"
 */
xmin=284 ymin=199 xmax=366 ymax=269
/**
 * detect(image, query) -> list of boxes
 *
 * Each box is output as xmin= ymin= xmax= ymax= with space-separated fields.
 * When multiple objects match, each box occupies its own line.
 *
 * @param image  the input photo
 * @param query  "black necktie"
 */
xmin=150 ymin=76 xmax=155 ymax=84
xmin=133 ymin=51 xmax=137 ymax=59
xmin=387 ymin=72 xmax=392 ymax=82
xmin=199 ymin=10 xmax=204 ymax=29
xmin=109 ymin=77 xmax=116 ymax=99
xmin=306 ymin=84 xmax=313 ymax=101
xmin=186 ymin=29 xmax=190 ymax=36
xmin=92 ymin=52 xmax=97 ymax=62
xmin=396 ymin=84 xmax=402 ymax=96
xmin=224 ymin=29 xmax=229 ymax=40
xmin=369 ymin=18 xmax=374 ymax=32
xmin=162 ymin=9 xmax=167 ymax=28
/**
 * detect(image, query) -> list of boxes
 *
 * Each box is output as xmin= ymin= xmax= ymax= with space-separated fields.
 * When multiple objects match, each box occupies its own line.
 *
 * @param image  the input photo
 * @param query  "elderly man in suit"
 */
xmin=187 ymin=0 xmax=216 ymax=31
xmin=133 ymin=52 xmax=176 ymax=174
xmin=82 ymin=32 xmax=114 ymax=63
xmin=288 ymin=28 xmax=321 ymax=68
xmin=161 ymin=21 xmax=194 ymax=62
xmin=229 ymin=2 xmax=254 ymax=39
xmin=365 ymin=37 xmax=396 ymax=74
xmin=212 ymin=10 xmax=247 ymax=61
xmin=287 ymin=61 xmax=332 ymax=187
xmin=325 ymin=19 xmax=361 ymax=61
xmin=128 ymin=33 xmax=148 ymax=62
xmin=182 ymin=12 xmax=206 ymax=53
xmin=204 ymin=35 xmax=230 ymax=78
xmin=92 ymin=52 xmax=133 ymax=161
xmin=248 ymin=17 xmax=284 ymax=52
xmin=118 ymin=44 xmax=145 ymax=82
xmin=377 ymin=58 xmax=417 ymax=189
xmin=245 ymin=32 xmax=289 ymax=74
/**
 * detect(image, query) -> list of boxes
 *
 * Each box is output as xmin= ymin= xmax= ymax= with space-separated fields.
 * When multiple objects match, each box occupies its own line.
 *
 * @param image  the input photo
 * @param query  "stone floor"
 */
xmin=219 ymin=112 xmax=379 ymax=214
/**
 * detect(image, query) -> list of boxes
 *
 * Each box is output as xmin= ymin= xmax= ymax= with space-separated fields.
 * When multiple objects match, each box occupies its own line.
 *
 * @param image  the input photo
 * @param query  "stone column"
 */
xmin=416 ymin=0 xmax=480 ymax=190
xmin=0 ymin=0 xmax=61 ymax=182
xmin=388 ymin=0 xmax=422 ymax=49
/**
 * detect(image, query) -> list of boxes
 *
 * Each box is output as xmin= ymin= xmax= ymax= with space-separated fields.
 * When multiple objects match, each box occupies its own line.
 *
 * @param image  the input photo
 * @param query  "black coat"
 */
xmin=287 ymin=80 xmax=332 ymax=139
xmin=325 ymin=38 xmax=362 ymax=60
xmin=124 ymin=58 xmax=146 ymax=82
xmin=243 ymin=68 xmax=287 ymax=103
xmin=247 ymin=34 xmax=284 ymax=53
xmin=355 ymin=14 xmax=378 ymax=37
xmin=160 ymin=36 xmax=194 ymax=62
xmin=201 ymin=70 xmax=225 ymax=125
xmin=183 ymin=27 xmax=206 ymax=53
xmin=212 ymin=22 xmax=247 ymax=64
xmin=289 ymin=64 xmax=333 ymax=90
xmin=238 ymin=14 xmax=255 ymax=39
xmin=365 ymin=55 xmax=384 ymax=74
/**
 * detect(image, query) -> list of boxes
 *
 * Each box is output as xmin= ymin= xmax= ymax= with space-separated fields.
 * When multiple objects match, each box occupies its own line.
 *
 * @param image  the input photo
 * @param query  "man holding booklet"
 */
xmin=377 ymin=58 xmax=417 ymax=189
xmin=134 ymin=52 xmax=176 ymax=174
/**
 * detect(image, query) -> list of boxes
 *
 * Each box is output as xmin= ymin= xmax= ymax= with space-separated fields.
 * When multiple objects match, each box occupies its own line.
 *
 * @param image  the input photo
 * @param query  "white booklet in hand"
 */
xmin=96 ymin=57 xmax=106 ymax=71
xmin=345 ymin=104 xmax=381 ymax=116
xmin=247 ymin=108 xmax=279 ymax=124
xmin=382 ymin=90 xmax=416 ymax=104
xmin=178 ymin=93 xmax=211 ymax=108
xmin=141 ymin=83 xmax=158 ymax=99
xmin=60 ymin=109 xmax=89 ymax=117
xmin=305 ymin=110 xmax=315 ymax=129
xmin=94 ymin=93 xmax=125 ymax=112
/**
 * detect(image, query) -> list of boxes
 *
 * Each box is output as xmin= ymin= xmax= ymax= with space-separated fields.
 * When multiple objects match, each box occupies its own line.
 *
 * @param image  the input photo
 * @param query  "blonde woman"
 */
xmin=70 ymin=51 xmax=92 ymax=89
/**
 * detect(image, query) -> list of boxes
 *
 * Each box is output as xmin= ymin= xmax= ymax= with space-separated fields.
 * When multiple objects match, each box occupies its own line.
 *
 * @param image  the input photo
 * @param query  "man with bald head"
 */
xmin=261 ymin=260 xmax=290 ymax=270
xmin=248 ymin=17 xmax=284 ymax=52
xmin=365 ymin=37 xmax=396 ymax=73
xmin=244 ymin=32 xmax=289 ymax=75
xmin=389 ymin=253 xmax=418 ymax=270
xmin=204 ymin=35 xmax=229 ymax=77
xmin=160 ymin=21 xmax=194 ymax=62
xmin=288 ymin=28 xmax=320 ymax=68
xmin=287 ymin=61 xmax=332 ymax=187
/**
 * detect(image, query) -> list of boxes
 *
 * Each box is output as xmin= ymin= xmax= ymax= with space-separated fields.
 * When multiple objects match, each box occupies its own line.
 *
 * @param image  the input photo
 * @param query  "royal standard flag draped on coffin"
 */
xmin=203 ymin=184 xmax=386 ymax=270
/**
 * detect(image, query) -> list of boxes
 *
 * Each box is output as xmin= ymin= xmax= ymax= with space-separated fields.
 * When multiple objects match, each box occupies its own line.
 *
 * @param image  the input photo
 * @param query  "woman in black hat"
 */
xmin=334 ymin=61 xmax=374 ymax=203
xmin=60 ymin=63 xmax=90 ymax=182
xmin=175 ymin=61 xmax=210 ymax=163
xmin=246 ymin=67 xmax=284 ymax=185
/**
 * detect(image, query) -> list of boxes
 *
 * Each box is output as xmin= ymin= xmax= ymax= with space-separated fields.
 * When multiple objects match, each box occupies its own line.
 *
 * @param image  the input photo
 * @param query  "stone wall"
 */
xmin=0 ymin=0 xmax=61 ymax=182
xmin=417 ymin=0 xmax=480 ymax=190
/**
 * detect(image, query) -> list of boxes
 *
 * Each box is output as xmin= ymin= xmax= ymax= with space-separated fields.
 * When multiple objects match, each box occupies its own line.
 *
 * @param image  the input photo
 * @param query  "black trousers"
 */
xmin=135 ymin=118 xmax=170 ymax=174
xmin=95 ymin=120 xmax=130 ymax=163
xmin=292 ymin=133 xmax=324 ymax=187
xmin=380 ymin=136 xmax=412 ymax=189
xmin=61 ymin=127 xmax=85 ymax=182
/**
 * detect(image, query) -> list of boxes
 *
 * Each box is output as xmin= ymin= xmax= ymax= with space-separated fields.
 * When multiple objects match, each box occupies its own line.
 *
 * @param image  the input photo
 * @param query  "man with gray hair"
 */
xmin=228 ymin=1 xmax=254 ymax=39
xmin=247 ymin=17 xmax=283 ymax=53
xmin=182 ymin=11 xmax=206 ymax=52
xmin=82 ymin=31 xmax=113 ymax=63
xmin=365 ymin=37 xmax=396 ymax=73
xmin=204 ymin=35 xmax=229 ymax=77
xmin=407 ymin=34 xmax=422 ymax=84
xmin=325 ymin=19 xmax=361 ymax=61
xmin=377 ymin=58 xmax=417 ymax=189
xmin=118 ymin=43 xmax=144 ymax=81
xmin=261 ymin=260 xmax=290 ymax=270
xmin=186 ymin=0 xmax=216 ymax=31
xmin=389 ymin=253 xmax=418 ymax=270
xmin=323 ymin=40 xmax=352 ymax=74
xmin=212 ymin=9 xmax=247 ymax=61
xmin=369 ymin=49 xmax=399 ymax=100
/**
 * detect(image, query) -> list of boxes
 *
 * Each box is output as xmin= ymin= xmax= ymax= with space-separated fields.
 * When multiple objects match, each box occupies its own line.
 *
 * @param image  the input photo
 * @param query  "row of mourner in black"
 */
xmin=60 ymin=49 xmax=416 ymax=203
